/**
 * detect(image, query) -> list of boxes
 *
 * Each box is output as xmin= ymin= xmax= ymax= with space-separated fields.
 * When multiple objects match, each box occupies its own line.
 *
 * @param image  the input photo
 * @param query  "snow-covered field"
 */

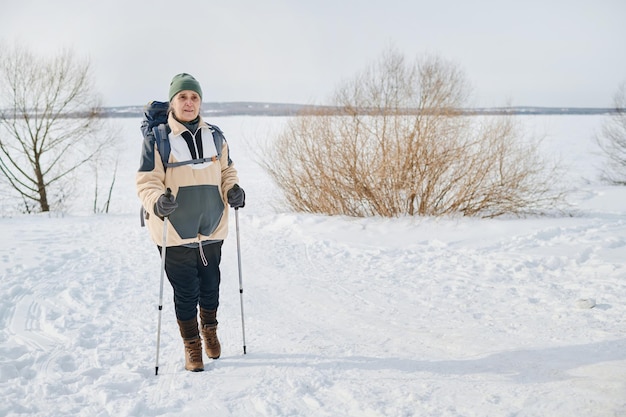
xmin=1 ymin=115 xmax=624 ymax=416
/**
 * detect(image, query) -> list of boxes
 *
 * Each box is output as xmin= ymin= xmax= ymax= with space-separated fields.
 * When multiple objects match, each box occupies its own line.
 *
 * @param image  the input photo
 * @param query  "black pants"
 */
xmin=160 ymin=241 xmax=223 ymax=321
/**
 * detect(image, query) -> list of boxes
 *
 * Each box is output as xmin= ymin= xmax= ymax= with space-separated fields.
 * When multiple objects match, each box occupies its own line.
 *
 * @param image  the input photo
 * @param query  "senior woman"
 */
xmin=137 ymin=73 xmax=245 ymax=372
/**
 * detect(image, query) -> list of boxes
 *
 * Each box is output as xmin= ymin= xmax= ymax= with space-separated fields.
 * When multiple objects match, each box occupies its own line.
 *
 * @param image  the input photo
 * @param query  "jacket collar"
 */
xmin=167 ymin=112 xmax=209 ymax=136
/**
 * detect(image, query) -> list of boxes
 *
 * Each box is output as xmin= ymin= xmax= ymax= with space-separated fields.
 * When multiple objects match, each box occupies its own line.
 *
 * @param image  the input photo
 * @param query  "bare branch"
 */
xmin=596 ymin=81 xmax=626 ymax=185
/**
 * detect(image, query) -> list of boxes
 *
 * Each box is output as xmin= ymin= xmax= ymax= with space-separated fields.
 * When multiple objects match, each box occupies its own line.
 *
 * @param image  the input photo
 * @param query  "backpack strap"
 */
xmin=208 ymin=124 xmax=224 ymax=161
xmin=165 ymin=156 xmax=219 ymax=168
xmin=153 ymin=123 xmax=171 ymax=170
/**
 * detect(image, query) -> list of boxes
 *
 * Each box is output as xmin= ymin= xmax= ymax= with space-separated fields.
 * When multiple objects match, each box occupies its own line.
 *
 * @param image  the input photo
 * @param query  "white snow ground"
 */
xmin=0 ymin=115 xmax=625 ymax=417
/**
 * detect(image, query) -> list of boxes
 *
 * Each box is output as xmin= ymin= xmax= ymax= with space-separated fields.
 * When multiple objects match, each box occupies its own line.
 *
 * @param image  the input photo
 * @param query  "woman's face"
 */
xmin=171 ymin=90 xmax=201 ymax=122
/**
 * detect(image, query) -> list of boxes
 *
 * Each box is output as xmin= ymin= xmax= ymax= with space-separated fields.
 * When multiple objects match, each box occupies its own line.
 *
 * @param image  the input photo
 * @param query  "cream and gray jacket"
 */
xmin=136 ymin=113 xmax=239 ymax=247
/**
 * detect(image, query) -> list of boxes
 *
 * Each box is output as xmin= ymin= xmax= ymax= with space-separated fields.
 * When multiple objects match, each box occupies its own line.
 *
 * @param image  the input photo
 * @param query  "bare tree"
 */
xmin=0 ymin=43 xmax=112 ymax=213
xmin=262 ymin=48 xmax=564 ymax=218
xmin=596 ymin=82 xmax=626 ymax=185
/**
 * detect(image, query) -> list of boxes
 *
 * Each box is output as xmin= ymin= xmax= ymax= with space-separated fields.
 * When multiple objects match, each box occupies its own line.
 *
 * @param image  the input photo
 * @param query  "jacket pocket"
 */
xmin=168 ymin=185 xmax=224 ymax=239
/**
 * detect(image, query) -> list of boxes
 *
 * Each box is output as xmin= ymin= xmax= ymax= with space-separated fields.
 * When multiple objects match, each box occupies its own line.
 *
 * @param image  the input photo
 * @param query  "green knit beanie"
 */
xmin=168 ymin=73 xmax=203 ymax=101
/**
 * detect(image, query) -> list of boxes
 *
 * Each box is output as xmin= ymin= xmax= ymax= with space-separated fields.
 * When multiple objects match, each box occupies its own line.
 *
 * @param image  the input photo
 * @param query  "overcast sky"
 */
xmin=2 ymin=0 xmax=625 ymax=107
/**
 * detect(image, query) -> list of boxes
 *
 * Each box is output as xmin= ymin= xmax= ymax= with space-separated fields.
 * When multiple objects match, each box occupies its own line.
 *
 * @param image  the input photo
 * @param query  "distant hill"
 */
xmin=100 ymin=102 xmax=623 ymax=117
xmin=104 ymin=102 xmax=324 ymax=117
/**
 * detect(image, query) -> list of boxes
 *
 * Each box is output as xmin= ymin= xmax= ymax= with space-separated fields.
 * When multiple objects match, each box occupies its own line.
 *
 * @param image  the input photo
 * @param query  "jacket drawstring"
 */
xmin=199 ymin=242 xmax=208 ymax=267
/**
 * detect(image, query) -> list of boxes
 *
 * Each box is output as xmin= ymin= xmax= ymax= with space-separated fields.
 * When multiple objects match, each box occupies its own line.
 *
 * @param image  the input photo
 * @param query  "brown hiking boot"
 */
xmin=182 ymin=338 xmax=204 ymax=372
xmin=177 ymin=318 xmax=204 ymax=372
xmin=201 ymin=324 xmax=221 ymax=359
xmin=200 ymin=308 xmax=221 ymax=359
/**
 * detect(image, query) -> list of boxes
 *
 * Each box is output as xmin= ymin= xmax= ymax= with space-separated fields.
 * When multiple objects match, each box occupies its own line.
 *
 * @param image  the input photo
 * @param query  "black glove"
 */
xmin=154 ymin=190 xmax=178 ymax=217
xmin=227 ymin=184 xmax=245 ymax=209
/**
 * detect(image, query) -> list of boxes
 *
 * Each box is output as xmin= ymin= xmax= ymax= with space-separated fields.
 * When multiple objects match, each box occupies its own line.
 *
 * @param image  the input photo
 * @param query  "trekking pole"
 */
xmin=235 ymin=208 xmax=247 ymax=354
xmin=155 ymin=188 xmax=171 ymax=375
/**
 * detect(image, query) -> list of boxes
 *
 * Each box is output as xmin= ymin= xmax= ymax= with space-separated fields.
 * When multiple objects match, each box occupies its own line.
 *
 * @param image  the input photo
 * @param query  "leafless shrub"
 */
xmin=261 ymin=48 xmax=564 ymax=217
